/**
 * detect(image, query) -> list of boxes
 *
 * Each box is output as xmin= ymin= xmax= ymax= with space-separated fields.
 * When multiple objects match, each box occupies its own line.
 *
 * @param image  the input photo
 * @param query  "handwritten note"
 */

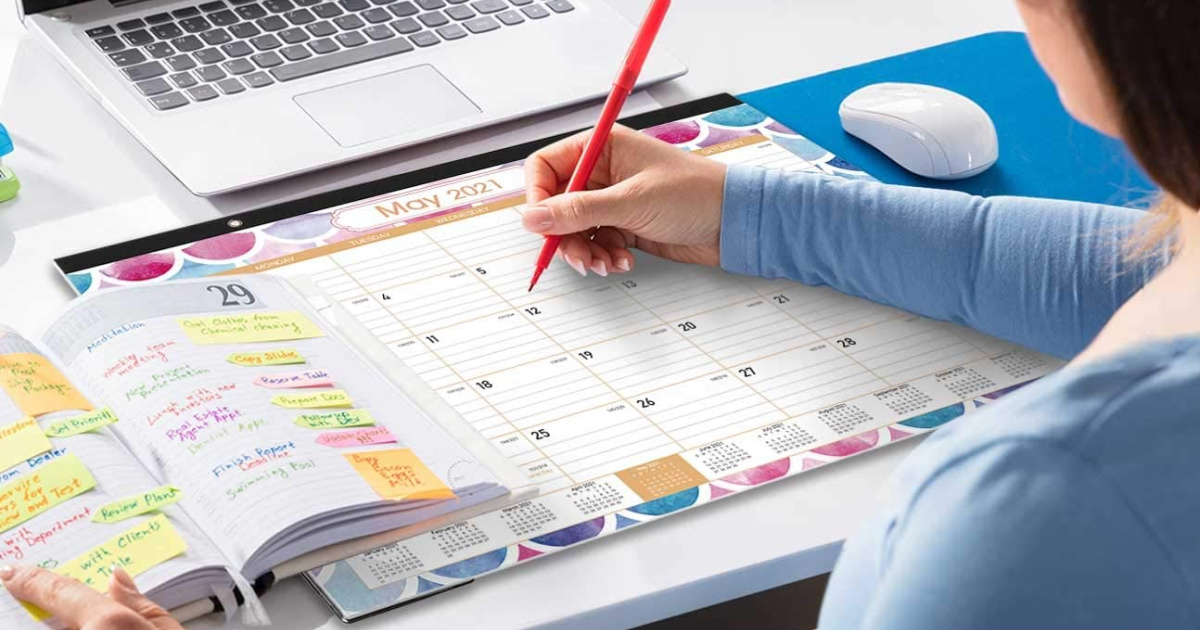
xmin=43 ymin=407 xmax=119 ymax=438
xmin=272 ymin=390 xmax=353 ymax=409
xmin=0 ymin=454 xmax=96 ymax=533
xmin=92 ymin=485 xmax=184 ymax=523
xmin=316 ymin=426 xmax=396 ymax=448
xmin=24 ymin=514 xmax=189 ymax=620
xmin=180 ymin=311 xmax=324 ymax=345
xmin=252 ymin=370 xmax=334 ymax=389
xmin=294 ymin=409 xmax=375 ymax=429
xmin=227 ymin=349 xmax=306 ymax=367
xmin=0 ymin=353 xmax=92 ymax=417
xmin=0 ymin=418 xmax=52 ymax=471
xmin=344 ymin=449 xmax=455 ymax=501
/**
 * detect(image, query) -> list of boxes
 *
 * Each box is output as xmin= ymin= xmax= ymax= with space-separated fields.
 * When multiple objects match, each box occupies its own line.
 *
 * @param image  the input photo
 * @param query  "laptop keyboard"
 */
xmin=83 ymin=0 xmax=575 ymax=111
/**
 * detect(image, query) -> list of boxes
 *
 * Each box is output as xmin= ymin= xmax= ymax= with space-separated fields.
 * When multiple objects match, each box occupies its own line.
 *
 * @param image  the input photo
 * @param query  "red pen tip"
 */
xmin=528 ymin=267 xmax=546 ymax=292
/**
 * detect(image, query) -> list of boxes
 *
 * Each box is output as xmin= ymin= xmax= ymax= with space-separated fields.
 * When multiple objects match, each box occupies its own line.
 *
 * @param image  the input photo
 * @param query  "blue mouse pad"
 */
xmin=738 ymin=31 xmax=1155 ymax=207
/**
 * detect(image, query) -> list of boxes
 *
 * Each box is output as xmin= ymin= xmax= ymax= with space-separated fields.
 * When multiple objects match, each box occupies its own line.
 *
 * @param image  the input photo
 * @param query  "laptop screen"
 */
xmin=23 ymin=0 xmax=89 ymax=17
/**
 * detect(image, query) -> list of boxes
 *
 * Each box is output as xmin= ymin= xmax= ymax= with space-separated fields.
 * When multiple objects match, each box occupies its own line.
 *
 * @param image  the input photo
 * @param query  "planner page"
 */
xmin=60 ymin=101 xmax=1062 ymax=617
xmin=40 ymin=276 xmax=500 ymax=576
xmin=0 ymin=330 xmax=229 ymax=629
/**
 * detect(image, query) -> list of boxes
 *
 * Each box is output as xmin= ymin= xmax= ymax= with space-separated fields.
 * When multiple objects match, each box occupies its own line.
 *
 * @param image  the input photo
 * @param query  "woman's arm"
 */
xmin=721 ymin=165 xmax=1156 ymax=359
xmin=818 ymin=438 xmax=1189 ymax=630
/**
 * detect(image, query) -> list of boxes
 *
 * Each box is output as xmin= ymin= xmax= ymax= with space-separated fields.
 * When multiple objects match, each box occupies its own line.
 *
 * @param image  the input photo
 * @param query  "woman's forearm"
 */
xmin=720 ymin=165 xmax=1154 ymax=359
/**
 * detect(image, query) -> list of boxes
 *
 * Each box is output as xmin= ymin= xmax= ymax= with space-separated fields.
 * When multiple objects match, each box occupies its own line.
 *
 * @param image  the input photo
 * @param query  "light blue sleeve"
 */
xmin=719 ymin=165 xmax=1156 ymax=359
xmin=817 ymin=439 xmax=1190 ymax=630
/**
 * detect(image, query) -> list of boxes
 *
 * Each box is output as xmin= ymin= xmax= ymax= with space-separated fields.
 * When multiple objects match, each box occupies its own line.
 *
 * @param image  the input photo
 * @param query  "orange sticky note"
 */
xmin=227 ymin=348 xmax=306 ymax=367
xmin=344 ymin=449 xmax=456 ymax=502
xmin=0 ymin=353 xmax=92 ymax=417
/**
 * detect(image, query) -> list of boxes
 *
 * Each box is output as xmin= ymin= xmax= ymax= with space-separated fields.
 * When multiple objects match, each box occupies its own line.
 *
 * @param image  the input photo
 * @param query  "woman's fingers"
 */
xmin=585 ymin=241 xmax=615 ymax=277
xmin=553 ymin=230 xmax=631 ymax=277
xmin=545 ymin=227 xmax=637 ymax=277
xmin=557 ymin=234 xmax=592 ymax=276
xmin=521 ymin=124 xmax=724 ymax=271
xmin=591 ymin=227 xmax=635 ymax=273
xmin=108 ymin=568 xmax=179 ymax=630
xmin=522 ymin=180 xmax=644 ymax=237
xmin=1 ymin=564 xmax=145 ymax=629
xmin=523 ymin=130 xmax=590 ymax=206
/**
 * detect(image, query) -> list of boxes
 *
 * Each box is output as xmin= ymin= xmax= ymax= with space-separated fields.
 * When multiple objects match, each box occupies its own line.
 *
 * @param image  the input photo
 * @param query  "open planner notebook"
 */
xmin=0 ymin=275 xmax=525 ymax=627
xmin=56 ymin=95 xmax=1064 ymax=621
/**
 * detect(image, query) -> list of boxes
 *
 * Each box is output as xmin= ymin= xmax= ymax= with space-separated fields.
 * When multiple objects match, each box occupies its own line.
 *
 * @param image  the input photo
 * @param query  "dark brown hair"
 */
xmin=1068 ymin=1 xmax=1200 ymax=256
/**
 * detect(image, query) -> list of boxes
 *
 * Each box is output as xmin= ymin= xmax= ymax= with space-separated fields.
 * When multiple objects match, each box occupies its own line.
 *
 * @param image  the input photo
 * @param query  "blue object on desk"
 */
xmin=739 ymin=31 xmax=1156 ymax=208
xmin=0 ymin=123 xmax=13 ymax=158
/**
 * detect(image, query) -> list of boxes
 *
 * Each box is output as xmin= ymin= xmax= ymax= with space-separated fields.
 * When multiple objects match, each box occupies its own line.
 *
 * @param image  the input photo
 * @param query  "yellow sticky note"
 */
xmin=227 ymin=348 xmax=306 ymax=367
xmin=60 ymin=514 xmax=187 ymax=587
xmin=272 ymin=389 xmax=353 ymax=409
xmin=345 ymin=448 xmax=456 ymax=502
xmin=180 ymin=311 xmax=324 ymax=345
xmin=0 ymin=353 xmax=92 ymax=417
xmin=0 ymin=453 xmax=96 ymax=533
xmin=0 ymin=417 xmax=52 ymax=471
xmin=92 ymin=485 xmax=184 ymax=524
xmin=24 ymin=514 xmax=188 ymax=620
xmin=43 ymin=407 xmax=119 ymax=438
xmin=295 ymin=409 xmax=376 ymax=429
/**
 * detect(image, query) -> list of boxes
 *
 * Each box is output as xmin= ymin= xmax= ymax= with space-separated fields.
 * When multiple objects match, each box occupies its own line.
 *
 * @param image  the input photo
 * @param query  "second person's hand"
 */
xmin=1 ymin=564 xmax=183 ymax=630
xmin=522 ymin=125 xmax=728 ymax=276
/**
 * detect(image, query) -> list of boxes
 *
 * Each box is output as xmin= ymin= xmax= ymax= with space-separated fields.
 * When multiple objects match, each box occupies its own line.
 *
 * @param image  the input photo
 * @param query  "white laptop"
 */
xmin=21 ymin=0 xmax=686 ymax=195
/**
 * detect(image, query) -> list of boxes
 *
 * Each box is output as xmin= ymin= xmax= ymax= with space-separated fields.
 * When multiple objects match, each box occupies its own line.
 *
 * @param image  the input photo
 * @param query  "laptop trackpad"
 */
xmin=294 ymin=65 xmax=481 ymax=147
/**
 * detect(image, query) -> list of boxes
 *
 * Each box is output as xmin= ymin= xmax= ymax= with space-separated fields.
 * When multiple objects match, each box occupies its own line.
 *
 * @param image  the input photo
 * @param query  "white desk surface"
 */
xmin=0 ymin=1 xmax=1024 ymax=628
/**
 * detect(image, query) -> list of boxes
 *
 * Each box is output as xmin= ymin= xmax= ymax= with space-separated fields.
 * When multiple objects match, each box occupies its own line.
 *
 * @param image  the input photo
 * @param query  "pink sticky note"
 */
xmin=252 ymin=370 xmax=335 ymax=389
xmin=315 ymin=426 xmax=398 ymax=448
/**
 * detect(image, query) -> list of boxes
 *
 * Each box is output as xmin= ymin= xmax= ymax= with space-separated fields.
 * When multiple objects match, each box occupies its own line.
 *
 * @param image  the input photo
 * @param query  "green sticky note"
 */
xmin=294 ymin=409 xmax=376 ymax=429
xmin=44 ymin=407 xmax=119 ymax=438
xmin=91 ymin=485 xmax=185 ymax=523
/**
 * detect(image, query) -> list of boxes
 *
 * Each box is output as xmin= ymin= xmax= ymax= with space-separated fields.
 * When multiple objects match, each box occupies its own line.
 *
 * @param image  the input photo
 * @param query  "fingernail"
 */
xmin=523 ymin=207 xmax=554 ymax=232
xmin=591 ymin=260 xmax=608 ymax=277
xmin=564 ymin=254 xmax=587 ymax=277
xmin=0 ymin=566 xmax=14 ymax=581
xmin=112 ymin=566 xmax=136 ymax=589
xmin=615 ymin=258 xmax=631 ymax=272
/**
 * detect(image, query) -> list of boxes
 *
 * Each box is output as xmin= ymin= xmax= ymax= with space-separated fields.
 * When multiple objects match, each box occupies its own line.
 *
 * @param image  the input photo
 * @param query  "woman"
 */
xmin=521 ymin=0 xmax=1199 ymax=627
xmin=3 ymin=1 xmax=1195 ymax=627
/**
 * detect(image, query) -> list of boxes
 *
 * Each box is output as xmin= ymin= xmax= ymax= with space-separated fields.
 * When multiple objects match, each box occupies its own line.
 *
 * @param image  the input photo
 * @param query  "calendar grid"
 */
xmin=749 ymin=285 xmax=896 ymax=383
xmin=752 ymin=281 xmax=997 ymax=388
xmin=322 ymin=252 xmax=564 ymax=483
xmin=606 ymin=278 xmax=798 ymax=422
xmin=309 ymin=141 xmax=1009 ymax=490
xmin=418 ymin=215 xmax=691 ymax=465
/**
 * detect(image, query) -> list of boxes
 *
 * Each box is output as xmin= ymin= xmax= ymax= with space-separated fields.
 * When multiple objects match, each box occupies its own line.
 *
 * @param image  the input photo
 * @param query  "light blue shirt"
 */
xmin=720 ymin=165 xmax=1194 ymax=629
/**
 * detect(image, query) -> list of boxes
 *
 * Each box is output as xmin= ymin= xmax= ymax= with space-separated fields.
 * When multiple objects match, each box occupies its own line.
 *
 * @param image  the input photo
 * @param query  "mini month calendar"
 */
xmin=57 ymin=95 xmax=1062 ymax=620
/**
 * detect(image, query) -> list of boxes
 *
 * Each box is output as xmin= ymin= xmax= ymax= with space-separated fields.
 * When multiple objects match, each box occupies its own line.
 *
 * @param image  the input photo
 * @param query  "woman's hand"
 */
xmin=522 ymin=125 xmax=727 ymax=276
xmin=1 ymin=564 xmax=183 ymax=630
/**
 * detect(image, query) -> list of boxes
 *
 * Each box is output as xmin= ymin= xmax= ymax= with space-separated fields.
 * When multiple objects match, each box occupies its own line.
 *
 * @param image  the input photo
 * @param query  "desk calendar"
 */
xmin=57 ymin=95 xmax=1061 ymax=620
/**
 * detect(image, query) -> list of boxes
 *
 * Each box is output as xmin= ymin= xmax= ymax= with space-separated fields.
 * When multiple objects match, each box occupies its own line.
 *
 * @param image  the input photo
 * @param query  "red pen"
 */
xmin=527 ymin=0 xmax=672 ymax=292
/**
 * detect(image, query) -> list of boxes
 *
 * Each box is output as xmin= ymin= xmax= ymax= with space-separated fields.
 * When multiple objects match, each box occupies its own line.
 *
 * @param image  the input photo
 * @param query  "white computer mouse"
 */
xmin=839 ymin=83 xmax=999 ymax=180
